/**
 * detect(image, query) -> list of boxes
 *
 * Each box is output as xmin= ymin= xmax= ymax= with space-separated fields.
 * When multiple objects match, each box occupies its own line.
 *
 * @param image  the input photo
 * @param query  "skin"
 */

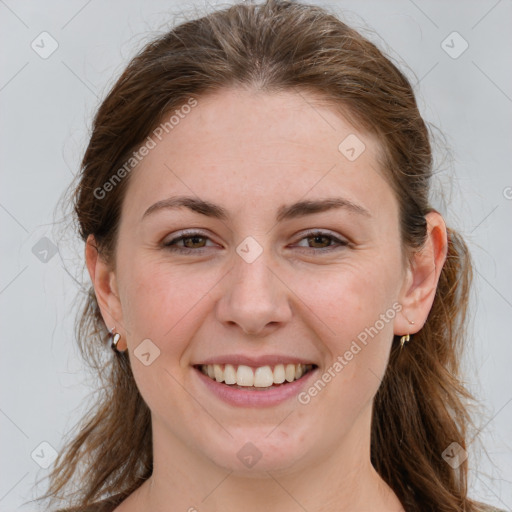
xmin=86 ymin=87 xmax=447 ymax=512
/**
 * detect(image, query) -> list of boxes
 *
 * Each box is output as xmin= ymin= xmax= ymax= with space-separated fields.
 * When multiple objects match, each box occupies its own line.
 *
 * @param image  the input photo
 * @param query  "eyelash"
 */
xmin=162 ymin=230 xmax=349 ymax=255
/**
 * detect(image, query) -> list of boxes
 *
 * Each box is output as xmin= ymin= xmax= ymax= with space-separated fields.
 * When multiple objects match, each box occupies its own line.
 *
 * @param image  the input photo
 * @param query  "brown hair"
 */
xmin=36 ymin=1 xmax=493 ymax=510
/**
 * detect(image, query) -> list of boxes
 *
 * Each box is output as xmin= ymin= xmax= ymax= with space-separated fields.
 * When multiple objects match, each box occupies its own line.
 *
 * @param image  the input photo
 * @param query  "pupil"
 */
xmin=310 ymin=235 xmax=328 ymax=248
xmin=185 ymin=236 xmax=205 ymax=248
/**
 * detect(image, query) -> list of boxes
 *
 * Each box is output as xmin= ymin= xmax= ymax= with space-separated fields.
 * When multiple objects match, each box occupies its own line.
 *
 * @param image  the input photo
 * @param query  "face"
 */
xmin=97 ymin=87 xmax=414 ymax=474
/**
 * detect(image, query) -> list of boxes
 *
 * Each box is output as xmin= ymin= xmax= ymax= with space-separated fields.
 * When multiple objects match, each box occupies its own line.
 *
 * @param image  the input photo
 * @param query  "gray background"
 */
xmin=1 ymin=0 xmax=511 ymax=510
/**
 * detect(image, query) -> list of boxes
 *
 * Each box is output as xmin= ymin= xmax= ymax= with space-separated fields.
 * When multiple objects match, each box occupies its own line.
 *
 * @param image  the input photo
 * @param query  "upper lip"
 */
xmin=193 ymin=355 xmax=318 ymax=367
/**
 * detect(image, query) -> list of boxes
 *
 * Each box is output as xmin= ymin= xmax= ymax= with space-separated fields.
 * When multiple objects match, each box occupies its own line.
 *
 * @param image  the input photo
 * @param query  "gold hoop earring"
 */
xmin=400 ymin=334 xmax=410 ymax=349
xmin=399 ymin=315 xmax=415 ymax=350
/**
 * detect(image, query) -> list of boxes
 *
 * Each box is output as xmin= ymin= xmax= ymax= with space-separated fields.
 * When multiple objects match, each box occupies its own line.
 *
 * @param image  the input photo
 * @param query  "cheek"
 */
xmin=117 ymin=257 xmax=223 ymax=351
xmin=116 ymin=258 xmax=224 ymax=407
xmin=290 ymin=262 xmax=401 ymax=438
xmin=295 ymin=252 xmax=402 ymax=414
xmin=289 ymin=253 xmax=402 ymax=352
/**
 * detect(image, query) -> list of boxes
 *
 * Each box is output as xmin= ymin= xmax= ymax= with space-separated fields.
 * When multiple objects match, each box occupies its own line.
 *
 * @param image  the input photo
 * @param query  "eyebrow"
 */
xmin=141 ymin=195 xmax=371 ymax=222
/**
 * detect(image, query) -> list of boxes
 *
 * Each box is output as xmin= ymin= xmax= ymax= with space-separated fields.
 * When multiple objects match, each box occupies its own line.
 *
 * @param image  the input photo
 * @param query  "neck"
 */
xmin=127 ymin=407 xmax=405 ymax=512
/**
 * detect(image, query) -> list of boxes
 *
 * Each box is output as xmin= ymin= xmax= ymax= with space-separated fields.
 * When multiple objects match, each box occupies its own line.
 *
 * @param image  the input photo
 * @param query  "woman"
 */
xmin=37 ymin=1 xmax=502 ymax=510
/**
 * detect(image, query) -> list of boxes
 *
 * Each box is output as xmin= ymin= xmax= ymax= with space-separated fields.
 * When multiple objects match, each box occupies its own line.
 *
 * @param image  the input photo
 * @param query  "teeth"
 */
xmin=285 ymin=363 xmax=296 ymax=382
xmin=273 ymin=364 xmax=285 ymax=384
xmin=224 ymin=364 xmax=236 ymax=384
xmin=254 ymin=366 xmax=274 ymax=387
xmin=198 ymin=363 xmax=314 ymax=388
xmin=236 ymin=365 xmax=254 ymax=386
xmin=214 ymin=364 xmax=223 ymax=382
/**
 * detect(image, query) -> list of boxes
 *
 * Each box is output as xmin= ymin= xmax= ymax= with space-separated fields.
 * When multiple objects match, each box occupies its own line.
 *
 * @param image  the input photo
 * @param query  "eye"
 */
xmin=293 ymin=230 xmax=349 ymax=252
xmin=162 ymin=229 xmax=349 ymax=255
xmin=163 ymin=231 xmax=217 ymax=254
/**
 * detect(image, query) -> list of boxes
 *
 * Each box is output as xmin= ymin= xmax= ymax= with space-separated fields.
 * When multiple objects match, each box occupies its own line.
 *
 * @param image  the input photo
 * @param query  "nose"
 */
xmin=215 ymin=251 xmax=292 ymax=337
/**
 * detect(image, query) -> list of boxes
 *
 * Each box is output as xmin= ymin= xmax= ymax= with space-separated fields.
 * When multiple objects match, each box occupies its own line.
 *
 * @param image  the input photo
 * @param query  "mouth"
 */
xmin=193 ymin=363 xmax=318 ymax=391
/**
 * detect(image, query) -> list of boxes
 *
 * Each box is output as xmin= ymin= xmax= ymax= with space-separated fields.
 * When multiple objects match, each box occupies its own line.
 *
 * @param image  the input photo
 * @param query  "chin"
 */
xmin=203 ymin=430 xmax=313 ymax=475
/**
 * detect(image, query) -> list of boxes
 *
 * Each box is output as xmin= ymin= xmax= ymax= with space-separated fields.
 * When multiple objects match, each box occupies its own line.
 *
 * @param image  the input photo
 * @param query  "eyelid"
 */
xmin=162 ymin=229 xmax=217 ymax=246
xmin=294 ymin=228 xmax=348 ymax=242
xmin=163 ymin=228 xmax=209 ymax=240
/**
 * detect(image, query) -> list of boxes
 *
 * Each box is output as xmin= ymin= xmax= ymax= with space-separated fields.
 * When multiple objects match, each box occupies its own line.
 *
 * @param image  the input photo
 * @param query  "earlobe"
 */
xmin=85 ymin=235 xmax=124 ymax=339
xmin=395 ymin=211 xmax=448 ymax=336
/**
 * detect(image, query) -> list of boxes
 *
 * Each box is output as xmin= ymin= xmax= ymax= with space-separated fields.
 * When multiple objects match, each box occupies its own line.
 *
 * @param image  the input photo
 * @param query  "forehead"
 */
xmin=123 ymin=87 xmax=394 ymax=222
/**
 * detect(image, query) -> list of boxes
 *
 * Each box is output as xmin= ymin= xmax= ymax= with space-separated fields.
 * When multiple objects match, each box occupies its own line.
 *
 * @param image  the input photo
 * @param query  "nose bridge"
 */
xmin=216 ymin=243 xmax=292 ymax=334
xmin=233 ymin=252 xmax=275 ymax=301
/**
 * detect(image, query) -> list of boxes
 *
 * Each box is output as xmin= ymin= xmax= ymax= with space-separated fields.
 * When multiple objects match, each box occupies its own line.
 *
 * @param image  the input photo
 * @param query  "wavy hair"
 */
xmin=36 ymin=1 xmax=494 ymax=510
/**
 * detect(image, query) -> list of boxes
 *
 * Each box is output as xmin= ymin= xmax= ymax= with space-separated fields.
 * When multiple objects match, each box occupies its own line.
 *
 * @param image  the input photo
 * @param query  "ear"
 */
xmin=85 ymin=235 xmax=127 ymax=351
xmin=394 ymin=211 xmax=448 ymax=336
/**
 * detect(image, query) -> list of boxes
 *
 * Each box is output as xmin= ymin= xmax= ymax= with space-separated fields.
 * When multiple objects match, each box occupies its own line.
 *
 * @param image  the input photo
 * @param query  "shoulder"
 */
xmin=54 ymin=492 xmax=126 ymax=512
xmin=474 ymin=504 xmax=507 ymax=512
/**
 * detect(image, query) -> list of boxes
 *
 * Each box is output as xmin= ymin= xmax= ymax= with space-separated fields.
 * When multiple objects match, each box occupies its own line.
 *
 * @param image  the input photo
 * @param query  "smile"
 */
xmin=194 ymin=363 xmax=316 ymax=389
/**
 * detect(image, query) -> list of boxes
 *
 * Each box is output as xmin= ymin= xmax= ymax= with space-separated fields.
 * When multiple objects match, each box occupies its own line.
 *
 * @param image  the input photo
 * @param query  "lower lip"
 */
xmin=192 ymin=366 xmax=318 ymax=407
